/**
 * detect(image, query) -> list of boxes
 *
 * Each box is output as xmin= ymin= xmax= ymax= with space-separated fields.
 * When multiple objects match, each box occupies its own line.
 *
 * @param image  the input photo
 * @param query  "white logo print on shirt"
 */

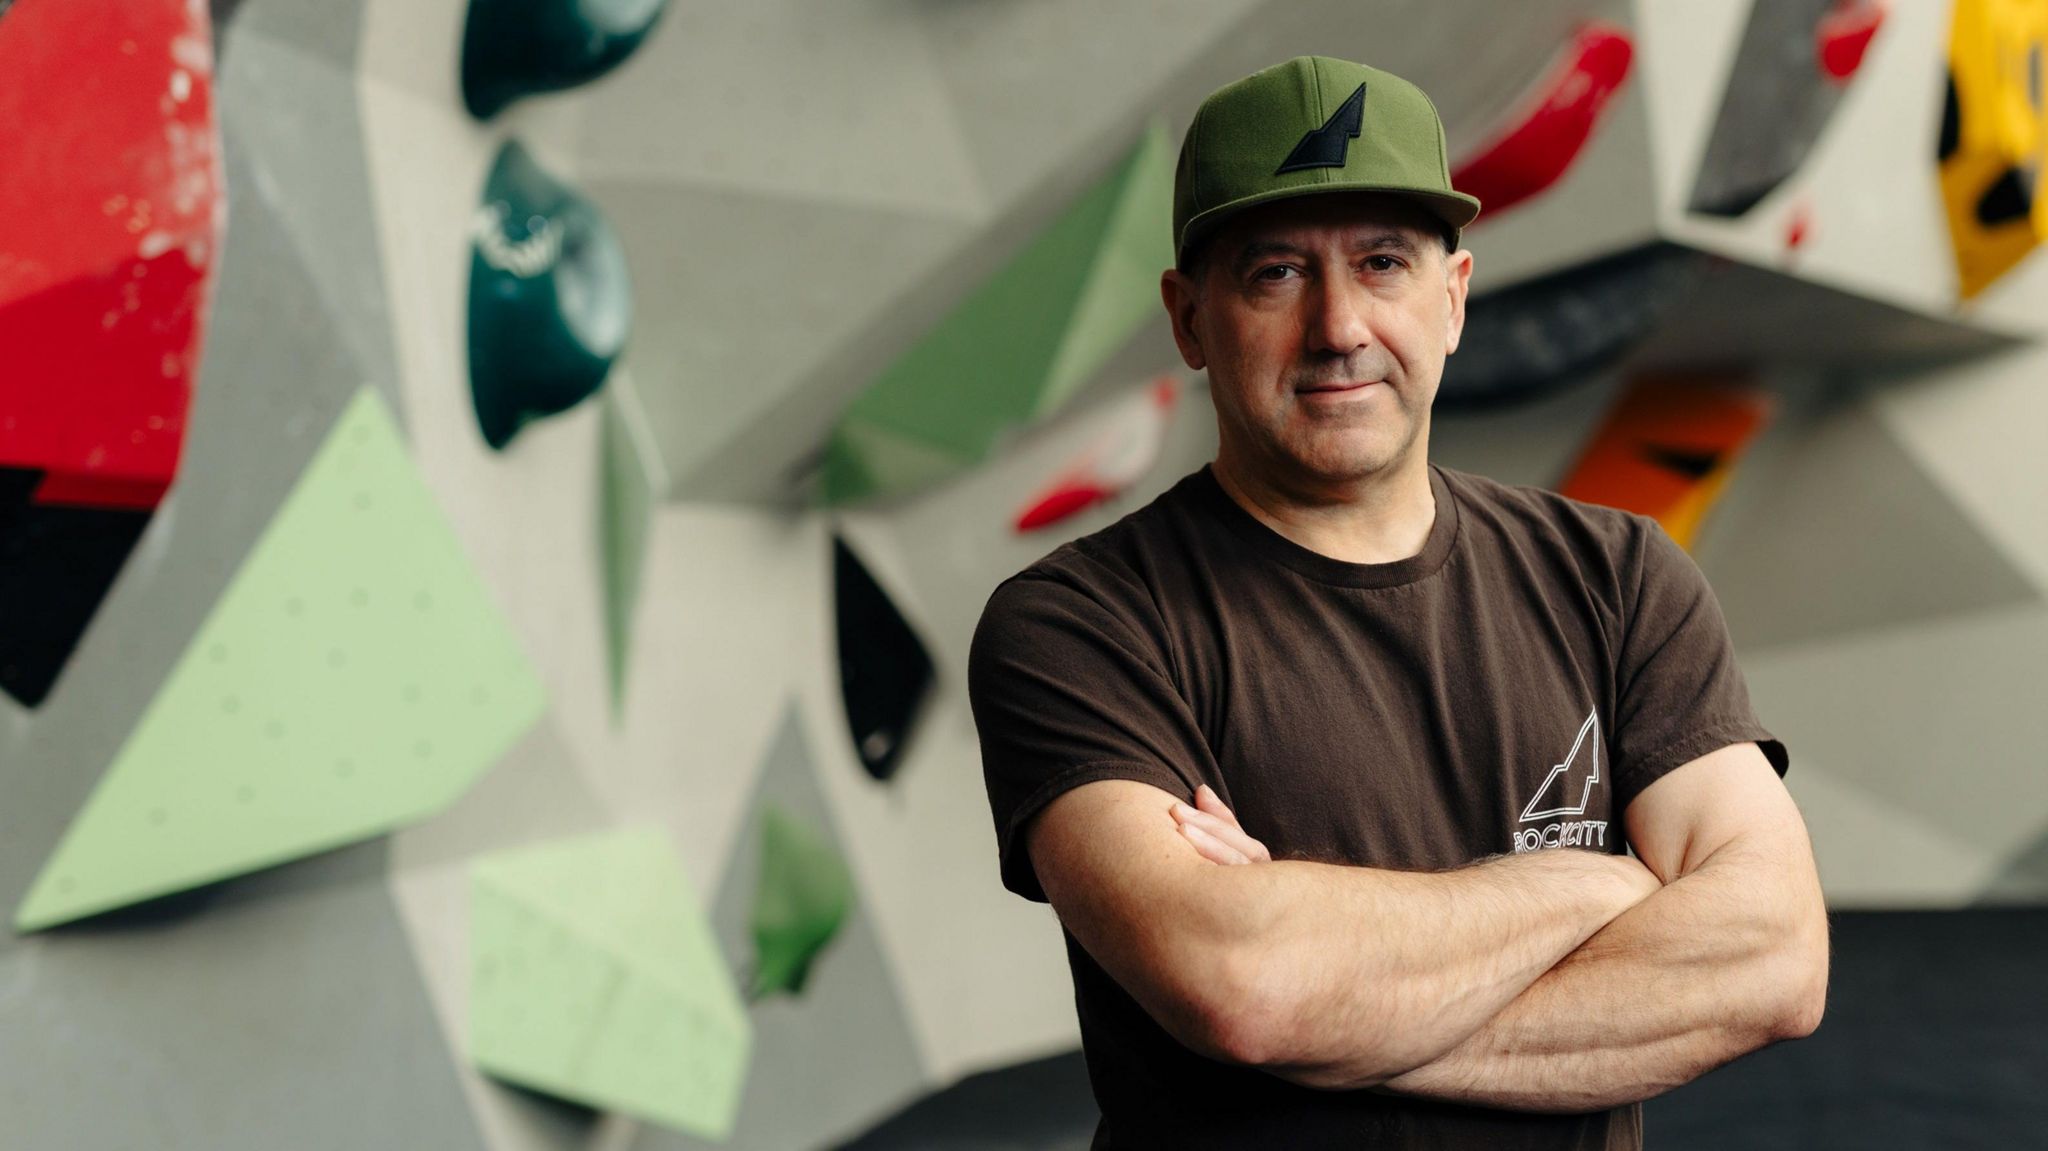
xmin=1514 ymin=709 xmax=1610 ymax=852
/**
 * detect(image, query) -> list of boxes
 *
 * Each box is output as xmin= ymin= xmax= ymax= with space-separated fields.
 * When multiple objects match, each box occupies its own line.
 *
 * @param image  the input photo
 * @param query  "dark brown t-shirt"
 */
xmin=967 ymin=461 xmax=1788 ymax=1150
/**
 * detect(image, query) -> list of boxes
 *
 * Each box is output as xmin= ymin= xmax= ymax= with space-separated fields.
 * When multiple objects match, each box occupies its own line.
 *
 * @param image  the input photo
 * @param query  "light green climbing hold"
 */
xmin=15 ymin=387 xmax=546 ymax=932
xmin=470 ymin=826 xmax=751 ymax=1139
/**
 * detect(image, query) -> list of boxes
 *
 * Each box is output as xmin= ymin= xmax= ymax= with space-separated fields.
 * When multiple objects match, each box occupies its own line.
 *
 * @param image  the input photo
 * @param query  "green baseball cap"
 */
xmin=1173 ymin=55 xmax=1482 ymax=267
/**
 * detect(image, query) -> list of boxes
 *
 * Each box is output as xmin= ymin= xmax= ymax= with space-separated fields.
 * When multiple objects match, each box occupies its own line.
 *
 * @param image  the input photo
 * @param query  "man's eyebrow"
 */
xmin=1356 ymin=231 xmax=1422 ymax=258
xmin=1228 ymin=231 xmax=1423 ymax=277
xmin=1229 ymin=240 xmax=1306 ymax=278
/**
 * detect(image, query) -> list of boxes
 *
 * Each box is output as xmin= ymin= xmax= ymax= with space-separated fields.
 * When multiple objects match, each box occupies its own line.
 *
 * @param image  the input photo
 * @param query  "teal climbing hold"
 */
xmin=467 ymin=139 xmax=632 ymax=451
xmin=460 ymin=0 xmax=668 ymax=120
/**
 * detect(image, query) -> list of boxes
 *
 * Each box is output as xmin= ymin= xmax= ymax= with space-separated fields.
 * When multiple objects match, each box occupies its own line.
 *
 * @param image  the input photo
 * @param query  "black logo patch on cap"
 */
xmin=1275 ymin=82 xmax=1367 ymax=174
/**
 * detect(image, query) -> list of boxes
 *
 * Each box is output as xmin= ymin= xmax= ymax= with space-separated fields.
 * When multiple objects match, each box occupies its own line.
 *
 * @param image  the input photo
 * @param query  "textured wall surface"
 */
xmin=3 ymin=0 xmax=2044 ymax=1147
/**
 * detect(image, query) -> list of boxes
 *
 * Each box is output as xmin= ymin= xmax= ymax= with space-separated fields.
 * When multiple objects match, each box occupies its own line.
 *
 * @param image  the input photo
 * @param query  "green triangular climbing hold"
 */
xmin=14 ymin=387 xmax=546 ymax=932
xmin=820 ymin=119 xmax=1175 ymax=506
xmin=748 ymin=803 xmax=853 ymax=1000
xmin=469 ymin=826 xmax=751 ymax=1139
xmin=1039 ymin=119 xmax=1176 ymax=417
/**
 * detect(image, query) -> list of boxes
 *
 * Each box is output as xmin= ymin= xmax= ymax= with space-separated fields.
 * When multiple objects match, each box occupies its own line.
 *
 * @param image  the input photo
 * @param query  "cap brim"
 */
xmin=1178 ymin=182 xmax=1482 ymax=264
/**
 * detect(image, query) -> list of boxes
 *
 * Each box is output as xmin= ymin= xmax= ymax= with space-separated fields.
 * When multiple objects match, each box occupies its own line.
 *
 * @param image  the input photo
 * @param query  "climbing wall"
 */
xmin=2 ymin=0 xmax=2045 ymax=1147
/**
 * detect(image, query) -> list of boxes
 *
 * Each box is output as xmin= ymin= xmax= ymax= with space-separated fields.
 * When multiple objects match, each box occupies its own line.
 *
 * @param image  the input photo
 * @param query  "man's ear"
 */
xmin=1442 ymin=248 xmax=1473 ymax=356
xmin=1160 ymin=268 xmax=1207 ymax=371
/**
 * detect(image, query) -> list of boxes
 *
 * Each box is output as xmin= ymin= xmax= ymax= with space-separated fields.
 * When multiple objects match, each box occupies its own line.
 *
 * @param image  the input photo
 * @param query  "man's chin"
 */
xmin=1275 ymin=451 xmax=1404 ymax=490
xmin=1281 ymin=433 xmax=1410 ymax=479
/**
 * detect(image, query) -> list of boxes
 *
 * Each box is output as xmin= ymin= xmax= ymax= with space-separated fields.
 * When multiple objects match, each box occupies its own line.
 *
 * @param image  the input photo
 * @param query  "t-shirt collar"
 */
xmin=1189 ymin=461 xmax=1460 ymax=589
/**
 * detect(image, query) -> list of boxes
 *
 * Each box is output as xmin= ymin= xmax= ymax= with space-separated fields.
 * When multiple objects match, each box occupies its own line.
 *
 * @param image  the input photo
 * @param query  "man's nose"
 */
xmin=1306 ymin=271 xmax=1374 ymax=357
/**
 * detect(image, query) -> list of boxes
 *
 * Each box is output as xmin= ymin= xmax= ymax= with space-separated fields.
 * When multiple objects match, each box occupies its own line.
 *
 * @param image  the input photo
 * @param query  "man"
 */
xmin=967 ymin=55 xmax=1829 ymax=1149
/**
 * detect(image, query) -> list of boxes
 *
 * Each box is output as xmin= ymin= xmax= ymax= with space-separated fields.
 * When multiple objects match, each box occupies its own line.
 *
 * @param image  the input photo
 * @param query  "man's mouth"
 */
xmin=1296 ymin=380 xmax=1380 ymax=394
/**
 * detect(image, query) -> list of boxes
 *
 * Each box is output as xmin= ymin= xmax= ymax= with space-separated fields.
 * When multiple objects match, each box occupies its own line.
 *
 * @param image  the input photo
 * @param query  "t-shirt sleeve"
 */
xmin=1610 ymin=516 xmax=1789 ymax=810
xmin=968 ymin=568 xmax=1215 ymax=902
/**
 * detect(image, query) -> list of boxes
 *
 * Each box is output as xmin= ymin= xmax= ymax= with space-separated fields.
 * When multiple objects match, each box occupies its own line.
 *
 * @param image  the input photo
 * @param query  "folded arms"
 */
xmin=1026 ymin=740 xmax=1828 ymax=1110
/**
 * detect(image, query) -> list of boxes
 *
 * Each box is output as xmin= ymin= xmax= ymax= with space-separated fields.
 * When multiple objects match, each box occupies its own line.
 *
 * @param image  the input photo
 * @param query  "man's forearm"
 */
xmin=1374 ymin=834 xmax=1829 ymax=1111
xmin=1209 ymin=848 xmax=1656 ymax=1088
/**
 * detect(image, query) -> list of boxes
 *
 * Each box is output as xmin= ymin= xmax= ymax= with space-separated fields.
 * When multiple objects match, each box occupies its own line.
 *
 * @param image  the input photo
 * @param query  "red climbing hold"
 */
xmin=1451 ymin=22 xmax=1635 ymax=221
xmin=1817 ymin=0 xmax=1887 ymax=83
xmin=1785 ymin=200 xmax=1814 ymax=253
xmin=0 ymin=0 xmax=222 ymax=507
xmin=1013 ymin=377 xmax=1180 ymax=534
xmin=0 ymin=0 xmax=225 ymax=706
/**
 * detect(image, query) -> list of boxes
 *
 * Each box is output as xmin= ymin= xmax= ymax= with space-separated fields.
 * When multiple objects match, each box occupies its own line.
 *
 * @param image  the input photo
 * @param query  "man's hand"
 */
xmin=1171 ymin=784 xmax=1272 ymax=865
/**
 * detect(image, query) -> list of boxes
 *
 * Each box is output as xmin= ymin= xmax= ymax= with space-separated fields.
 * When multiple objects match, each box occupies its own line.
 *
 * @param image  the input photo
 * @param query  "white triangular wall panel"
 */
xmin=589 ymin=503 xmax=815 ymax=894
xmin=799 ymin=510 xmax=1085 ymax=1081
xmin=1641 ymin=0 xmax=2042 ymax=333
xmin=356 ymin=77 xmax=624 ymax=786
xmin=1743 ymin=604 xmax=2048 ymax=866
xmin=1783 ymin=753 xmax=2006 ymax=909
xmin=789 ymin=637 xmax=1079 ymax=1085
xmin=798 ymin=381 xmax=1228 ymax=1082
xmin=1965 ymin=235 xmax=2048 ymax=333
xmin=1871 ymin=341 xmax=2048 ymax=597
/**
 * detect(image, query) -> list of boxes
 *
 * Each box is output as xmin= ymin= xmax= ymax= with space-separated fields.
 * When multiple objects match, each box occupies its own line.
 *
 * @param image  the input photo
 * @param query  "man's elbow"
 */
xmin=1767 ymin=915 xmax=1830 ymax=1042
xmin=1182 ymin=948 xmax=1402 ymax=1090
xmin=1174 ymin=939 xmax=1287 ymax=1067
xmin=1151 ymin=927 xmax=1319 ymax=1072
xmin=1773 ymin=954 xmax=1828 ymax=1041
xmin=1201 ymin=1003 xmax=1408 ymax=1091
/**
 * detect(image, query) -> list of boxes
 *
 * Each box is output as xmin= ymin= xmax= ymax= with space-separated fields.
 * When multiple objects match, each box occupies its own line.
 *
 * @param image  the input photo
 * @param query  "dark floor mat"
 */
xmin=840 ymin=909 xmax=2048 ymax=1149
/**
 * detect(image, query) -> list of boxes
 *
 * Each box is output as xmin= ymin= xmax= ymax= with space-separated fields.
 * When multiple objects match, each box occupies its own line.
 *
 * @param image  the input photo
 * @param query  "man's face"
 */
xmin=1163 ymin=193 xmax=1472 ymax=489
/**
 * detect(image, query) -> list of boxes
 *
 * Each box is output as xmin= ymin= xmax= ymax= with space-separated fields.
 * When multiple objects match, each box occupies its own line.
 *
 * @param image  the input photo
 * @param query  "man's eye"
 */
xmin=1364 ymin=255 xmax=1402 ymax=272
xmin=1254 ymin=265 xmax=1296 ymax=281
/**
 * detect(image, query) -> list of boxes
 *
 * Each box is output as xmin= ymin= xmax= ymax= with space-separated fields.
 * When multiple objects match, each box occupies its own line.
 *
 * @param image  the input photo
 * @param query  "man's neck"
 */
xmin=1210 ymin=446 xmax=1436 ymax=566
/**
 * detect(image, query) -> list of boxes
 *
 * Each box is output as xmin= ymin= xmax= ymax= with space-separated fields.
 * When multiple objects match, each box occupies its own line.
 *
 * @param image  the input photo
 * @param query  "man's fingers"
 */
xmin=1195 ymin=784 xmax=1243 ymax=829
xmin=1181 ymin=823 xmax=1250 ymax=865
xmin=1189 ymin=787 xmax=1272 ymax=861
xmin=1178 ymin=823 xmax=1240 ymax=865
xmin=1173 ymin=800 xmax=1273 ymax=863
